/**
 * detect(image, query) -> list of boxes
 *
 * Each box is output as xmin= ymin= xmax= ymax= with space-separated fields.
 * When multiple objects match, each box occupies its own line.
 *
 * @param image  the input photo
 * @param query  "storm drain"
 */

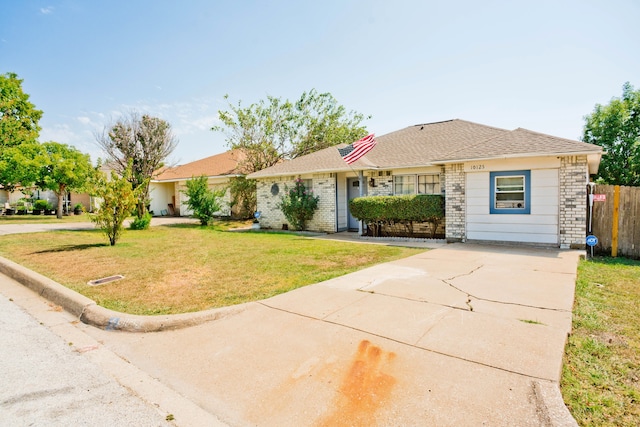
xmin=88 ymin=275 xmax=124 ymax=286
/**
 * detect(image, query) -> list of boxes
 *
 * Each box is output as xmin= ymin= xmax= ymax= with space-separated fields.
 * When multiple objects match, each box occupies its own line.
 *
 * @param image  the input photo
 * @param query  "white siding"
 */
xmin=466 ymin=169 xmax=559 ymax=244
xmin=149 ymin=182 xmax=174 ymax=215
xmin=179 ymin=189 xmax=193 ymax=216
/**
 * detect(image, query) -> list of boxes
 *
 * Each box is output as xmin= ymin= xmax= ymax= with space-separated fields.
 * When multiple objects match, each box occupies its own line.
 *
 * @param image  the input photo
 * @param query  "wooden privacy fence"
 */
xmin=590 ymin=184 xmax=640 ymax=259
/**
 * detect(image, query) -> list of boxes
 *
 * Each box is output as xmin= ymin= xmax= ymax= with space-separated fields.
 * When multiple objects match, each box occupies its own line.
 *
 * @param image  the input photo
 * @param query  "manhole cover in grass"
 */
xmin=88 ymin=275 xmax=124 ymax=286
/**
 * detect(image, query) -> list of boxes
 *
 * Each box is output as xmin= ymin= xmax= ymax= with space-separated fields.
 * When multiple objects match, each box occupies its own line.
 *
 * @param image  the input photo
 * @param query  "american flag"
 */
xmin=338 ymin=134 xmax=377 ymax=165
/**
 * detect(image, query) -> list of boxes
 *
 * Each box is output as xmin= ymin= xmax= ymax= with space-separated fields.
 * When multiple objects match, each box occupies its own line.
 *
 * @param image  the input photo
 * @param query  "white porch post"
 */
xmin=358 ymin=170 xmax=364 ymax=235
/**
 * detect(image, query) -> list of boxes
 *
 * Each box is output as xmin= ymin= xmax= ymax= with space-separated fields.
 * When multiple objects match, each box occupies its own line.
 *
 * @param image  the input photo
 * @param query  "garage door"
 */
xmin=466 ymin=169 xmax=559 ymax=244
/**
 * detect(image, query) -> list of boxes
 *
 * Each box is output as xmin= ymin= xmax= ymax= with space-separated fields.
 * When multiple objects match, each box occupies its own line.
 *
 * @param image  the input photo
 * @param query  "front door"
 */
xmin=347 ymin=178 xmax=360 ymax=230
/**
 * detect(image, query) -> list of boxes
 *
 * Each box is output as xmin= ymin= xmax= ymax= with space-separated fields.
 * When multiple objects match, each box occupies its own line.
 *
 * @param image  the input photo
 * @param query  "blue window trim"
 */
xmin=490 ymin=170 xmax=531 ymax=214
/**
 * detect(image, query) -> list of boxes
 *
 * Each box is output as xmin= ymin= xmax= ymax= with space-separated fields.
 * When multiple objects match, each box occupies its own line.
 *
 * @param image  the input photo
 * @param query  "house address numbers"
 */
xmin=468 ymin=164 xmax=486 ymax=171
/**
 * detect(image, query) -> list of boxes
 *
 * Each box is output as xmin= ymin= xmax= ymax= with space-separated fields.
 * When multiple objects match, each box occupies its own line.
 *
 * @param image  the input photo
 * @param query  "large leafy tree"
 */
xmin=212 ymin=89 xmax=370 ymax=173
xmin=583 ymin=82 xmax=640 ymax=186
xmin=0 ymin=72 xmax=44 ymax=190
xmin=96 ymin=111 xmax=177 ymax=219
xmin=37 ymin=142 xmax=94 ymax=219
xmin=0 ymin=142 xmax=42 ymax=192
xmin=0 ymin=72 xmax=43 ymax=149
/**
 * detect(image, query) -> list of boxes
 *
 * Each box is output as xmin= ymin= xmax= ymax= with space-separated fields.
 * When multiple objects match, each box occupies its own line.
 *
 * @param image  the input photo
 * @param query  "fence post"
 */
xmin=612 ymin=185 xmax=620 ymax=257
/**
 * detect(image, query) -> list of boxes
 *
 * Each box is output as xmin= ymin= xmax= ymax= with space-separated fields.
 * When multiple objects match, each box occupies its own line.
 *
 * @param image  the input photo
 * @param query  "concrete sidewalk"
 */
xmin=67 ymin=243 xmax=580 ymax=426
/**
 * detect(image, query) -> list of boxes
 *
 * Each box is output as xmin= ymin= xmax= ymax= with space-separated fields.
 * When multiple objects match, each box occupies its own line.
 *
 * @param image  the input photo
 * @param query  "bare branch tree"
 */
xmin=96 ymin=111 xmax=178 ymax=218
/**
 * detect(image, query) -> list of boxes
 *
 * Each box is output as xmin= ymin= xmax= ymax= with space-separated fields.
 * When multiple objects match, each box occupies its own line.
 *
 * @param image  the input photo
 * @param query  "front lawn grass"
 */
xmin=561 ymin=257 xmax=640 ymax=426
xmin=0 ymin=224 xmax=424 ymax=315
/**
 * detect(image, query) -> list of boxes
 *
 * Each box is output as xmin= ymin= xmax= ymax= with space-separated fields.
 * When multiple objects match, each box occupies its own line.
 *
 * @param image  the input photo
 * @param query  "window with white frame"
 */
xmin=418 ymin=174 xmax=441 ymax=194
xmin=393 ymin=175 xmax=415 ymax=195
xmin=300 ymin=179 xmax=313 ymax=191
xmin=490 ymin=170 xmax=531 ymax=214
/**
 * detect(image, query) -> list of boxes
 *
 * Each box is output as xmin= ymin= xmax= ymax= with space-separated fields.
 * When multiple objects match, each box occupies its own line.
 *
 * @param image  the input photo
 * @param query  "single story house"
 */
xmin=1 ymin=186 xmax=92 ymax=213
xmin=150 ymin=150 xmax=244 ymax=217
xmin=247 ymin=119 xmax=603 ymax=248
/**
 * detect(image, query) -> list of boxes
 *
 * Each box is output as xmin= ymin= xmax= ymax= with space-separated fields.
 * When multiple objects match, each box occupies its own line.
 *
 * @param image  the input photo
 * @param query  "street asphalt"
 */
xmin=0 ymin=286 xmax=172 ymax=426
xmin=0 ymin=220 xmax=582 ymax=426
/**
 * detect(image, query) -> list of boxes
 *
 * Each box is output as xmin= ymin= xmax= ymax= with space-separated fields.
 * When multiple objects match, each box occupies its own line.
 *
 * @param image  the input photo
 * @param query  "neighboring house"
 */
xmin=1 ymin=186 xmax=91 ymax=212
xmin=149 ymin=150 xmax=244 ymax=217
xmin=247 ymin=119 xmax=603 ymax=248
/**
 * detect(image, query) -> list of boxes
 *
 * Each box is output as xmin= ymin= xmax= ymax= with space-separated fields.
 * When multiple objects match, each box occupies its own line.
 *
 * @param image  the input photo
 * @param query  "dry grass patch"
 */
xmin=0 ymin=224 xmax=424 ymax=315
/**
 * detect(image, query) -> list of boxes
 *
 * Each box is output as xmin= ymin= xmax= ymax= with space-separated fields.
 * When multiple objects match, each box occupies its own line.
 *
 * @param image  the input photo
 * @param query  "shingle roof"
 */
xmin=247 ymin=119 xmax=602 ymax=179
xmin=436 ymin=127 xmax=602 ymax=162
xmin=153 ymin=150 xmax=244 ymax=181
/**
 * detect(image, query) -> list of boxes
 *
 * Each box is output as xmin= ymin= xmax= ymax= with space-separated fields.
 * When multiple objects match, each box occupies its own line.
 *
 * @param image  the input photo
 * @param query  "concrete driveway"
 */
xmin=0 ymin=216 xmax=199 ymax=235
xmin=70 ymin=243 xmax=581 ymax=427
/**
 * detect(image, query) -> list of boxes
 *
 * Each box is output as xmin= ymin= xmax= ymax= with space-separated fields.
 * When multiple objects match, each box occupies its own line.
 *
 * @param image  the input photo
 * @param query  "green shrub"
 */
xmin=34 ymin=199 xmax=50 ymax=210
xmin=349 ymin=194 xmax=444 ymax=237
xmin=129 ymin=212 xmax=152 ymax=230
xmin=278 ymin=178 xmax=319 ymax=231
xmin=183 ymin=175 xmax=225 ymax=226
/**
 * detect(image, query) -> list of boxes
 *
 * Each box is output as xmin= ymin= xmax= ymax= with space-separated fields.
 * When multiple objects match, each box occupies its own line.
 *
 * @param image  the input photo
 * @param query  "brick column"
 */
xmin=559 ymin=156 xmax=588 ymax=249
xmin=445 ymin=163 xmax=465 ymax=242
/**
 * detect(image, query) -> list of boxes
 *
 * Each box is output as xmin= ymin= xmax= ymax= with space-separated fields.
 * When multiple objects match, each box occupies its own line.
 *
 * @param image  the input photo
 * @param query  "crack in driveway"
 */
xmin=360 ymin=262 xmax=571 ymax=314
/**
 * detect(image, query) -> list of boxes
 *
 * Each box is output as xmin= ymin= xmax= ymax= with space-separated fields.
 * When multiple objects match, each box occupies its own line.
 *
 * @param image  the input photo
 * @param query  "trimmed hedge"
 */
xmin=349 ymin=194 xmax=445 ymax=237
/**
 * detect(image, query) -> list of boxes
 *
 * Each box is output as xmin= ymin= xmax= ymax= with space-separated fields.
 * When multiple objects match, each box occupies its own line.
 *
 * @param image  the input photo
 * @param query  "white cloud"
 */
xmin=39 ymin=123 xmax=75 ymax=143
xmin=179 ymin=115 xmax=218 ymax=133
xmin=40 ymin=6 xmax=54 ymax=14
xmin=39 ymin=122 xmax=103 ymax=162
xmin=116 ymin=98 xmax=219 ymax=136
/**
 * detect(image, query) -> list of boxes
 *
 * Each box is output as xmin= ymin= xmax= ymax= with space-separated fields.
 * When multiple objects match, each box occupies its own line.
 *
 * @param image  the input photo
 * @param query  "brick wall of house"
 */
xmin=367 ymin=172 xmax=393 ymax=196
xmin=559 ymin=155 xmax=588 ymax=249
xmin=445 ymin=163 xmax=465 ymax=242
xmin=256 ymin=174 xmax=337 ymax=232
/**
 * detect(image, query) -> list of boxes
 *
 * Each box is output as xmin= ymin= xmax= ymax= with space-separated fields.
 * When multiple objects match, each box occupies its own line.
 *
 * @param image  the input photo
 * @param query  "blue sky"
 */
xmin=2 ymin=0 xmax=639 ymax=165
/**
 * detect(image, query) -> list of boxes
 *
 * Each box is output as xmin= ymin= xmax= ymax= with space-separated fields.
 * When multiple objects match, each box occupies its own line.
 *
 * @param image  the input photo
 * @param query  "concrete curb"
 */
xmin=531 ymin=381 xmax=579 ymax=427
xmin=0 ymin=255 xmax=248 ymax=332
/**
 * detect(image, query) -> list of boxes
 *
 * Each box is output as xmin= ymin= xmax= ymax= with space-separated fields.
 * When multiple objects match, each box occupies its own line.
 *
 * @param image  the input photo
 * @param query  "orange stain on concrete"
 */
xmin=318 ymin=340 xmax=397 ymax=427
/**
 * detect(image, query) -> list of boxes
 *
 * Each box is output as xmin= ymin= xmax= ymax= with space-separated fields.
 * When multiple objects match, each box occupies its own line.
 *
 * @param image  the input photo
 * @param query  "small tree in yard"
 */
xmin=278 ymin=178 xmax=319 ymax=231
xmin=228 ymin=176 xmax=256 ymax=219
xmin=183 ymin=175 xmax=225 ymax=225
xmin=90 ymin=169 xmax=138 ymax=246
xmin=37 ymin=142 xmax=94 ymax=219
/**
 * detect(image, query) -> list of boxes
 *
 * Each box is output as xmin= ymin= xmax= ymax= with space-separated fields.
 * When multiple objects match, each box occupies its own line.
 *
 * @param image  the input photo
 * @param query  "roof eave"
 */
xmin=248 ymin=166 xmax=379 ymax=180
xmin=434 ymin=150 xmax=603 ymax=165
xmin=152 ymin=173 xmax=244 ymax=183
